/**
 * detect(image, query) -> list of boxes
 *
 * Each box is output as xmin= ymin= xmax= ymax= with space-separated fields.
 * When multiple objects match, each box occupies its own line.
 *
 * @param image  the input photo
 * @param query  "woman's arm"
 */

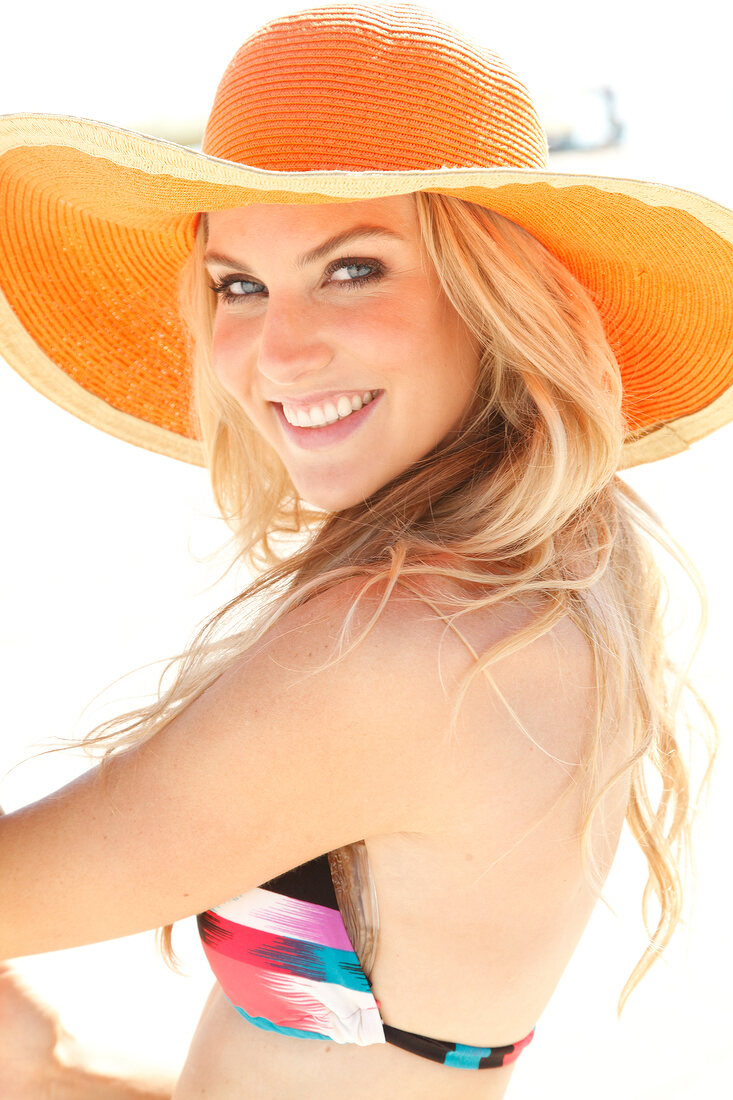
xmin=50 ymin=1067 xmax=170 ymax=1100
xmin=0 ymin=807 xmax=173 ymax=1098
xmin=0 ymin=965 xmax=173 ymax=1099
xmin=0 ymin=583 xmax=587 ymax=963
xmin=0 ymin=586 xmax=462 ymax=958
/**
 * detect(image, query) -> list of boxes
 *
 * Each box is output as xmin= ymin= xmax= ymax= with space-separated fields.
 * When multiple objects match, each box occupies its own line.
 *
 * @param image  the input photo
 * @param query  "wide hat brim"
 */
xmin=1 ymin=113 xmax=733 ymax=468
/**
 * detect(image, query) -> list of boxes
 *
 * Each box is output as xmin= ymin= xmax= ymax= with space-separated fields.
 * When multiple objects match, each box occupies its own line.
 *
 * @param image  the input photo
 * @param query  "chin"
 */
xmin=296 ymin=476 xmax=384 ymax=514
xmin=301 ymin=490 xmax=367 ymax=513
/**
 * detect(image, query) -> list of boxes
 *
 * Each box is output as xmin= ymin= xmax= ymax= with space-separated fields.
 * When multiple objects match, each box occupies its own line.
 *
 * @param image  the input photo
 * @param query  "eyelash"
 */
xmin=208 ymin=257 xmax=385 ymax=304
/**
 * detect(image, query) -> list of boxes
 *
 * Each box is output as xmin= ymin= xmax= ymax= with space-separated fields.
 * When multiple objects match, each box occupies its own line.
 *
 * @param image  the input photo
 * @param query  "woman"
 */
xmin=0 ymin=4 xmax=729 ymax=1098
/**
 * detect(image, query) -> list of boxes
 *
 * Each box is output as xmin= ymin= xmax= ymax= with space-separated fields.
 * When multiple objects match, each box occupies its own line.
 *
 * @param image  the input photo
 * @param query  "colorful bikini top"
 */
xmin=197 ymin=847 xmax=535 ymax=1071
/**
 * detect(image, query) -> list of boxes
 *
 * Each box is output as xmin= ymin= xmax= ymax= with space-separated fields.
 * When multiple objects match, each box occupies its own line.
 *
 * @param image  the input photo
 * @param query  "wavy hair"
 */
xmin=80 ymin=192 xmax=716 ymax=1014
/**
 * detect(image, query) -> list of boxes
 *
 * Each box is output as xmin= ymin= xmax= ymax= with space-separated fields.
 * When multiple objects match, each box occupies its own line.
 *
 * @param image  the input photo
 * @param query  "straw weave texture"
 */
xmin=0 ymin=4 xmax=732 ymax=466
xmin=203 ymin=6 xmax=548 ymax=172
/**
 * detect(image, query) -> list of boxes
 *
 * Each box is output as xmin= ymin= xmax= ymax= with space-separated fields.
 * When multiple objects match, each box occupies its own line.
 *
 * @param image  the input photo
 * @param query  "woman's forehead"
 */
xmin=204 ymin=195 xmax=421 ymax=267
xmin=205 ymin=194 xmax=418 ymax=239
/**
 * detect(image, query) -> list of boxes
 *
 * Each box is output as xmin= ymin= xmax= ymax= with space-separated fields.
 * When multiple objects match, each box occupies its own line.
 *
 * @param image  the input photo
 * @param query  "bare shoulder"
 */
xmin=254 ymin=576 xmax=459 ymax=669
xmin=453 ymin=596 xmax=607 ymax=785
xmin=266 ymin=578 xmax=596 ymax=712
xmin=263 ymin=579 xmax=602 ymax=781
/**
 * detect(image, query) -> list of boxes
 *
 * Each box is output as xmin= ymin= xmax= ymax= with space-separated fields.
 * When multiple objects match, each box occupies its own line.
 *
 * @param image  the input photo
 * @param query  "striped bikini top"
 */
xmin=196 ymin=844 xmax=535 ymax=1071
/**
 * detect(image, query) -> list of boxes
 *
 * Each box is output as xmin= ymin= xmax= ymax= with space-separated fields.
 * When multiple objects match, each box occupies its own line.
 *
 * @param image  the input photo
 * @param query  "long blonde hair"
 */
xmin=82 ymin=192 xmax=716 ymax=1013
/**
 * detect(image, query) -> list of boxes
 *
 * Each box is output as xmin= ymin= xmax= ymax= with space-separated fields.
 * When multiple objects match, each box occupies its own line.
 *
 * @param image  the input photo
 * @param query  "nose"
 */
xmin=256 ymin=293 xmax=332 ymax=387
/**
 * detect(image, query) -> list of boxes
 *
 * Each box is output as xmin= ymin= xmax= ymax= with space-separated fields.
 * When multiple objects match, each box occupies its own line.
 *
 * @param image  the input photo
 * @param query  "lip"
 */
xmin=272 ymin=390 xmax=382 ymax=451
xmin=266 ymin=388 xmax=377 ymax=410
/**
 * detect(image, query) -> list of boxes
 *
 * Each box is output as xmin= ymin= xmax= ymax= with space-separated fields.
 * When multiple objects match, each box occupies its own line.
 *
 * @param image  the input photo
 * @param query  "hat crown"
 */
xmin=202 ymin=4 xmax=548 ymax=172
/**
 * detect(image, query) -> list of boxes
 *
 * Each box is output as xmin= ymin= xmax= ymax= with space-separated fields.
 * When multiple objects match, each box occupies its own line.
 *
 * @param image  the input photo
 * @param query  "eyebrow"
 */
xmin=203 ymin=224 xmax=405 ymax=272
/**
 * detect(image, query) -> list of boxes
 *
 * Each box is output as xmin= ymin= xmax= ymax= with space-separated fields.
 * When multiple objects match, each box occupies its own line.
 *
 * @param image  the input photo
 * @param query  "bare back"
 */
xmin=173 ymin=590 xmax=631 ymax=1099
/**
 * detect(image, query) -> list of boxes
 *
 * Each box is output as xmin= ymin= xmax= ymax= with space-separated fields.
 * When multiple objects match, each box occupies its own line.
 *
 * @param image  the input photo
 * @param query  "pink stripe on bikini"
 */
xmin=211 ymin=889 xmax=354 ymax=952
xmin=200 ymin=946 xmax=332 ymax=1032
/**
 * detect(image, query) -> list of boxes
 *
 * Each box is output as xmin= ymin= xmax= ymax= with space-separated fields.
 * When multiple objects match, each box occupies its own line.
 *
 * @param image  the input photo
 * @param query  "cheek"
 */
xmin=340 ymin=298 xmax=406 ymax=355
xmin=357 ymin=294 xmax=435 ymax=376
xmin=415 ymin=299 xmax=479 ymax=395
xmin=210 ymin=316 xmax=253 ymax=396
xmin=437 ymin=302 xmax=481 ymax=392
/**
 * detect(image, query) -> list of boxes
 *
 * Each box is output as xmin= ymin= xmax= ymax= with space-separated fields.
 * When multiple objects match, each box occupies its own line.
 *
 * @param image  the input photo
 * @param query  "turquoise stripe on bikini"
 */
xmin=444 ymin=1043 xmax=493 ymax=1069
xmin=234 ymin=1005 xmax=330 ymax=1042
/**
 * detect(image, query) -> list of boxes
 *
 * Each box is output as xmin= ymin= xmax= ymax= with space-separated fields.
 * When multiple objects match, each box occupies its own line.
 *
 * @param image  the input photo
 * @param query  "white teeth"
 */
xmin=282 ymin=391 xmax=377 ymax=429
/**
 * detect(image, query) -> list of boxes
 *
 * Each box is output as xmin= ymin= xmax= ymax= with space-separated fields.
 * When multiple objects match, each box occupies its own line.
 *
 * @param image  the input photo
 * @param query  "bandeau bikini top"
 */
xmin=197 ymin=846 xmax=535 ymax=1070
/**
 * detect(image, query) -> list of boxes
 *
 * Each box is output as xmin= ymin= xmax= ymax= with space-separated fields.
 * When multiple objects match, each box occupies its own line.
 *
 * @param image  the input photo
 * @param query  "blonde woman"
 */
xmin=0 ymin=5 xmax=728 ymax=1098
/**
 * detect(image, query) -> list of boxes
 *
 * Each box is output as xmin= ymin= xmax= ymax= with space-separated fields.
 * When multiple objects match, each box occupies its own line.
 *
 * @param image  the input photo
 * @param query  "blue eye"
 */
xmin=329 ymin=261 xmax=375 ymax=282
xmin=209 ymin=277 xmax=264 ymax=302
xmin=324 ymin=257 xmax=384 ymax=290
xmin=227 ymin=279 xmax=262 ymax=296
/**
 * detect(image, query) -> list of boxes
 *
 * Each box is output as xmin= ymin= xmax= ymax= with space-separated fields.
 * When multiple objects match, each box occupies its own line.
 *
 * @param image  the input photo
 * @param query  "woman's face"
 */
xmin=205 ymin=194 xmax=481 ymax=511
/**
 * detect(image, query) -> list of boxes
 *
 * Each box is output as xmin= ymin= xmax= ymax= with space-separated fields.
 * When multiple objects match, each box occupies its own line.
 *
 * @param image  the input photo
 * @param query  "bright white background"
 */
xmin=1 ymin=1 xmax=732 ymax=1095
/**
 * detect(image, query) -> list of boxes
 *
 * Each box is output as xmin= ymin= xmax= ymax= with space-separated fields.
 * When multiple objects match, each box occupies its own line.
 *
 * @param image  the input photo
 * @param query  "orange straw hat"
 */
xmin=1 ymin=2 xmax=732 ymax=468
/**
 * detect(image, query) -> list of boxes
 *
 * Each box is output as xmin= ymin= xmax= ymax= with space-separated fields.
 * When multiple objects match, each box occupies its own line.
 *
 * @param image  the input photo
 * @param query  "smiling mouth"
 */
xmin=280 ymin=390 xmax=380 ymax=429
xmin=274 ymin=390 xmax=383 ymax=449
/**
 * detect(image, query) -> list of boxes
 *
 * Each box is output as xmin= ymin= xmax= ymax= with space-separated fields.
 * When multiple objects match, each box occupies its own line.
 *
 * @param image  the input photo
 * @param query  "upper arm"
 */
xmin=0 ymin=586 xmax=617 ymax=962
xmin=0 ymin=586 xmax=454 ymax=958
